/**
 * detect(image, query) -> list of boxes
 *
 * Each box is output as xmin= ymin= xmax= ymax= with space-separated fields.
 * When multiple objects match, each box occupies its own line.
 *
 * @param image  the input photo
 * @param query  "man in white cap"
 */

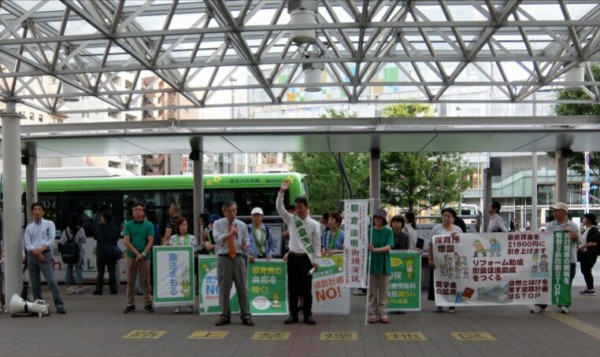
xmin=247 ymin=207 xmax=275 ymax=262
xmin=531 ymin=202 xmax=580 ymax=314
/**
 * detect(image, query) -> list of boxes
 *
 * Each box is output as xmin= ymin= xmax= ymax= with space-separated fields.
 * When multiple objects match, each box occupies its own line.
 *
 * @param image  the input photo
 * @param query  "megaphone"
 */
xmin=9 ymin=294 xmax=50 ymax=317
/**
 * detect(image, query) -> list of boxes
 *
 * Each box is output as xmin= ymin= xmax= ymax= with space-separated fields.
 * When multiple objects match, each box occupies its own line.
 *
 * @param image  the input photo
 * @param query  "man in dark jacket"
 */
xmin=93 ymin=212 xmax=121 ymax=295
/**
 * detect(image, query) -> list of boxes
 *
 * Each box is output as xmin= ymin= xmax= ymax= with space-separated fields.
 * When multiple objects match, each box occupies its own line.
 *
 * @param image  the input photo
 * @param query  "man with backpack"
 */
xmin=59 ymin=214 xmax=86 ymax=295
xmin=24 ymin=202 xmax=65 ymax=314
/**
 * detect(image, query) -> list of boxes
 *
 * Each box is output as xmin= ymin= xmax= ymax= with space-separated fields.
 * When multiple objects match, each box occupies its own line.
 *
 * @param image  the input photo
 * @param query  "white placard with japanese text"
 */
xmin=343 ymin=200 xmax=370 ymax=288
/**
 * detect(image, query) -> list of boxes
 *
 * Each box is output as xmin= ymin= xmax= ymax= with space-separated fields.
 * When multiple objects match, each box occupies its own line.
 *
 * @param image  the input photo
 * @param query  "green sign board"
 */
xmin=387 ymin=251 xmax=421 ymax=311
xmin=247 ymin=260 xmax=288 ymax=315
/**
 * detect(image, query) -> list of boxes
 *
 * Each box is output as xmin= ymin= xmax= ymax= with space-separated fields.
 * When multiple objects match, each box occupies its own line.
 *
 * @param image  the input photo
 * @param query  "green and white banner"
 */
xmin=432 ymin=232 xmax=570 ymax=307
xmin=198 ymin=256 xmax=240 ymax=314
xmin=313 ymin=254 xmax=351 ymax=314
xmin=552 ymin=231 xmax=572 ymax=306
xmin=247 ymin=260 xmax=288 ymax=315
xmin=152 ymin=246 xmax=195 ymax=307
xmin=388 ymin=251 xmax=421 ymax=311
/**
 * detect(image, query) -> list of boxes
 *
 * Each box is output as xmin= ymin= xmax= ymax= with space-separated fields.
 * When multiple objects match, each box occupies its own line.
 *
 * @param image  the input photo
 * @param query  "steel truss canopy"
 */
xmin=0 ymin=0 xmax=599 ymax=117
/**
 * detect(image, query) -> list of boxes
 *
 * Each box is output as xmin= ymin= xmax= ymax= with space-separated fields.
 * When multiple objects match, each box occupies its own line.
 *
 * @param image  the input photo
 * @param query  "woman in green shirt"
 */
xmin=368 ymin=209 xmax=394 ymax=323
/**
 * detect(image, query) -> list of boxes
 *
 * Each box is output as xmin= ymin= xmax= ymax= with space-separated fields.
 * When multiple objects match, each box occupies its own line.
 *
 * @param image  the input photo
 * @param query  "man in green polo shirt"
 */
xmin=123 ymin=203 xmax=155 ymax=314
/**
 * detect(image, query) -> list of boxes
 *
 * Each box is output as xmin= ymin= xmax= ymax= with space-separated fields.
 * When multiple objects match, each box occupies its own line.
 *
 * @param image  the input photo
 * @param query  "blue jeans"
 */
xmin=27 ymin=251 xmax=65 ymax=309
xmin=65 ymin=256 xmax=84 ymax=286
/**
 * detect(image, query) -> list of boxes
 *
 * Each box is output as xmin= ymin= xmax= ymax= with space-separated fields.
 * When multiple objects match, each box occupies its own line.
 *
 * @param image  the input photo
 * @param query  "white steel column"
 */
xmin=370 ymin=148 xmax=381 ymax=211
xmin=24 ymin=142 xmax=38 ymax=222
xmin=556 ymin=150 xmax=569 ymax=203
xmin=1 ymin=102 xmax=24 ymax=310
xmin=191 ymin=137 xmax=203 ymax=236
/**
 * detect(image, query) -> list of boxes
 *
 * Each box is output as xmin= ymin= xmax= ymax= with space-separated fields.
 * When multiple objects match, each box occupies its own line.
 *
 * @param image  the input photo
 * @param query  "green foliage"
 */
xmin=552 ymin=64 xmax=600 ymax=180
xmin=290 ymin=107 xmax=367 ymax=214
xmin=380 ymin=104 xmax=470 ymax=213
xmin=290 ymin=152 xmax=369 ymax=214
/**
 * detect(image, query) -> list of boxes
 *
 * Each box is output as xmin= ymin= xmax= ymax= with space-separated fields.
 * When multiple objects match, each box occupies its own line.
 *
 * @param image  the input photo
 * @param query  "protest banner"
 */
xmin=343 ymin=200 xmax=370 ymax=288
xmin=198 ymin=255 xmax=239 ymax=314
xmin=313 ymin=254 xmax=350 ymax=314
xmin=388 ymin=251 xmax=421 ymax=311
xmin=433 ymin=232 xmax=564 ymax=306
xmin=152 ymin=246 xmax=194 ymax=307
xmin=551 ymin=231 xmax=573 ymax=306
xmin=247 ymin=259 xmax=288 ymax=315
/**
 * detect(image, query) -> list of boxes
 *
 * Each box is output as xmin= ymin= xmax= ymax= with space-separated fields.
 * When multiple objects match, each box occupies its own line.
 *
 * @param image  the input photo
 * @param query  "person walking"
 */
xmin=24 ymin=202 xmax=65 ymax=314
xmin=577 ymin=213 xmax=598 ymax=296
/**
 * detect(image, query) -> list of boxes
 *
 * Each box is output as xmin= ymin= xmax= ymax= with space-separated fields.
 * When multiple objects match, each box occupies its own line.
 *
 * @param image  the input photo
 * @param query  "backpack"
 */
xmin=59 ymin=228 xmax=81 ymax=264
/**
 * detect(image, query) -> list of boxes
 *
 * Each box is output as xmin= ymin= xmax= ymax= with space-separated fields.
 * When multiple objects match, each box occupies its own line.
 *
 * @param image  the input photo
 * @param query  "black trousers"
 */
xmin=287 ymin=253 xmax=313 ymax=318
xmin=580 ymin=253 xmax=597 ymax=290
xmin=95 ymin=258 xmax=117 ymax=293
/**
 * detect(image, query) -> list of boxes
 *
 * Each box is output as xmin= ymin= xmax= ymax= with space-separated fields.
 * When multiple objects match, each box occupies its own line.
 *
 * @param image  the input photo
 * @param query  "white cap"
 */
xmin=251 ymin=207 xmax=264 ymax=215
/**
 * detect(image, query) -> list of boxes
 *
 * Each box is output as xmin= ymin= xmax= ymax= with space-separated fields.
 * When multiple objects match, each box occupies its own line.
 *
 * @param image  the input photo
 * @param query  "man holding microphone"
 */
xmin=213 ymin=201 xmax=254 ymax=326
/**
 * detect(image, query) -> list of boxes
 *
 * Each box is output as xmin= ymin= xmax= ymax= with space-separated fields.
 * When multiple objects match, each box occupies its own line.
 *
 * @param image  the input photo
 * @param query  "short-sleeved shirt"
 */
xmin=369 ymin=226 xmax=394 ymax=275
xmin=123 ymin=219 xmax=155 ymax=259
xmin=427 ymin=224 xmax=463 ymax=246
xmin=546 ymin=219 xmax=580 ymax=263
xmin=488 ymin=213 xmax=508 ymax=232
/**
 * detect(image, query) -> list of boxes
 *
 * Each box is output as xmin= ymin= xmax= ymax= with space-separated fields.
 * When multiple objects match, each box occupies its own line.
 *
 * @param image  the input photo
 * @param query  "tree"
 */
xmin=552 ymin=64 xmax=600 ymax=179
xmin=290 ymin=108 xmax=370 ymax=214
xmin=380 ymin=104 xmax=471 ymax=213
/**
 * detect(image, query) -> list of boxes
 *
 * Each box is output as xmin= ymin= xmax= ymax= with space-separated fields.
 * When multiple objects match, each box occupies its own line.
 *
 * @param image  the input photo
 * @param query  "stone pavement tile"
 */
xmin=1 ymin=285 xmax=600 ymax=356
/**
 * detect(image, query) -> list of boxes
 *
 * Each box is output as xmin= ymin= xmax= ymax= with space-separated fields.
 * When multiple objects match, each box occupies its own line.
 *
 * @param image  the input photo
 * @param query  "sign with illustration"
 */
xmin=343 ymin=200 xmax=370 ymax=288
xmin=313 ymin=254 xmax=351 ymax=314
xmin=432 ymin=232 xmax=567 ymax=306
xmin=152 ymin=246 xmax=195 ymax=306
xmin=198 ymin=256 xmax=240 ymax=314
xmin=388 ymin=251 xmax=421 ymax=311
xmin=247 ymin=260 xmax=288 ymax=315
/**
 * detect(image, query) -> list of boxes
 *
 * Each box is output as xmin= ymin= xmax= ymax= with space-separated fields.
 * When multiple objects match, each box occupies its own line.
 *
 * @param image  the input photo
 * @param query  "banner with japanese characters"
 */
xmin=433 ymin=232 xmax=556 ymax=306
xmin=388 ymin=251 xmax=421 ymax=311
xmin=552 ymin=231 xmax=573 ymax=306
xmin=247 ymin=260 xmax=288 ymax=315
xmin=198 ymin=256 xmax=240 ymax=314
xmin=313 ymin=254 xmax=351 ymax=314
xmin=343 ymin=200 xmax=370 ymax=288
xmin=152 ymin=246 xmax=195 ymax=307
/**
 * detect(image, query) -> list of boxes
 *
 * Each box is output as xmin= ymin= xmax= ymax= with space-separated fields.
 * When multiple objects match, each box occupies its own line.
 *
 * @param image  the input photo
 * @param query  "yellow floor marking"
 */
xmin=188 ymin=331 xmax=229 ymax=339
xmin=320 ymin=332 xmax=358 ymax=341
xmin=252 ymin=331 xmax=291 ymax=340
xmin=386 ymin=332 xmax=426 ymax=341
xmin=123 ymin=330 xmax=167 ymax=339
xmin=451 ymin=332 xmax=496 ymax=341
xmin=547 ymin=312 xmax=600 ymax=340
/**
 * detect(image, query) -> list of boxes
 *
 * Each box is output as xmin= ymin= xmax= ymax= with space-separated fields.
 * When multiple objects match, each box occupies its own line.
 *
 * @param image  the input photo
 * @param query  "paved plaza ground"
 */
xmin=1 ymin=275 xmax=599 ymax=357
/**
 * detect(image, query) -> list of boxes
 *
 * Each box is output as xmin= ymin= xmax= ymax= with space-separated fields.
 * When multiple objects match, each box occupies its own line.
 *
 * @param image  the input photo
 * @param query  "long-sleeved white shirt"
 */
xmin=24 ymin=219 xmax=56 ymax=252
xmin=276 ymin=192 xmax=321 ymax=261
xmin=212 ymin=217 xmax=249 ymax=256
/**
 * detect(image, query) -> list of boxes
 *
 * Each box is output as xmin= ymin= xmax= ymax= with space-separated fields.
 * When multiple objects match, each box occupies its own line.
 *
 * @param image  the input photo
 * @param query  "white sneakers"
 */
xmin=559 ymin=306 xmax=569 ymax=314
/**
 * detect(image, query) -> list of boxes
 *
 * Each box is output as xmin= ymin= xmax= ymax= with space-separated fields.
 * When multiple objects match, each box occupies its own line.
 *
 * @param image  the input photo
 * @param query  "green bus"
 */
xmin=27 ymin=172 xmax=306 ymax=242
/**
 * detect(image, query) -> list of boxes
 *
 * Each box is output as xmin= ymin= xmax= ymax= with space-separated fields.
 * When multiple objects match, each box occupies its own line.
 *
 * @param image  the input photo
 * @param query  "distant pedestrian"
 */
xmin=93 ymin=212 xmax=120 ymax=295
xmin=577 ymin=213 xmax=598 ymax=296
xmin=60 ymin=214 xmax=86 ymax=295
xmin=487 ymin=201 xmax=508 ymax=232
